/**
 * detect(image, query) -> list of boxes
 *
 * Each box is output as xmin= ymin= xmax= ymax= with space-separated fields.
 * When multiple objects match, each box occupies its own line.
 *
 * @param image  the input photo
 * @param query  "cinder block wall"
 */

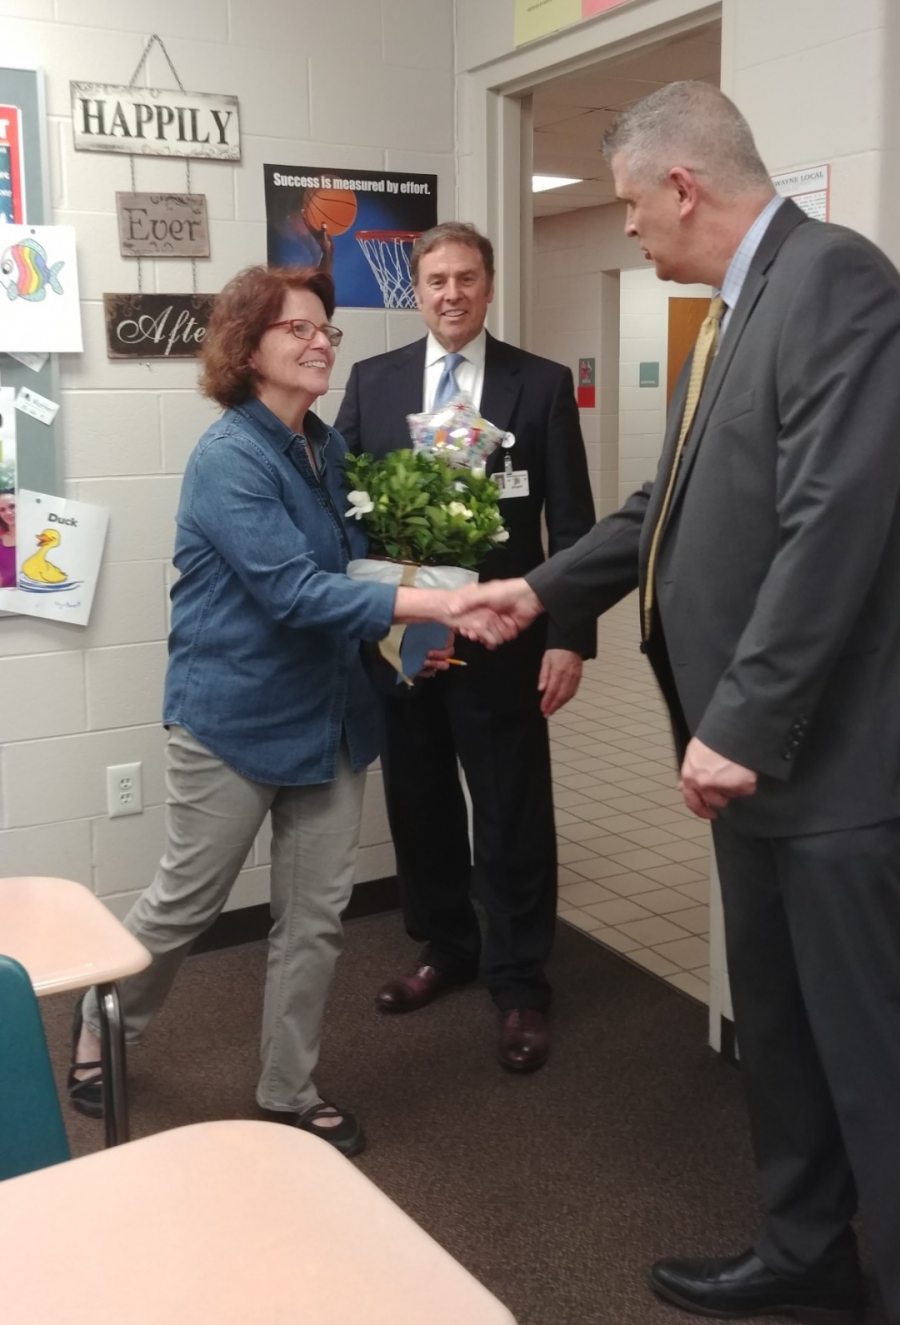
xmin=0 ymin=0 xmax=455 ymax=914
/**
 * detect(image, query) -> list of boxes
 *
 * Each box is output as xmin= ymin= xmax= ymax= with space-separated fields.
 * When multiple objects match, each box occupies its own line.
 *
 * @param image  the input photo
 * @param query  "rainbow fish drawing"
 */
xmin=0 ymin=237 xmax=65 ymax=302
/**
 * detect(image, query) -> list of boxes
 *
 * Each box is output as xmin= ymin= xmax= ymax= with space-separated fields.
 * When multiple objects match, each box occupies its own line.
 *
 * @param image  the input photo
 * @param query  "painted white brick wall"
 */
xmin=0 ymin=0 xmax=456 ymax=913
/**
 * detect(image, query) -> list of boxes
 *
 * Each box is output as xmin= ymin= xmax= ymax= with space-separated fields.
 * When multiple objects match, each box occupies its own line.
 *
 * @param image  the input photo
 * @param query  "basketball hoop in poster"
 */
xmin=356 ymin=231 xmax=419 ymax=309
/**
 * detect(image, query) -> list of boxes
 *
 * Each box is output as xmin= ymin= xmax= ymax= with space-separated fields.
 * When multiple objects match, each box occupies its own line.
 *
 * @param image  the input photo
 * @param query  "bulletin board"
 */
xmin=0 ymin=65 xmax=62 ymax=500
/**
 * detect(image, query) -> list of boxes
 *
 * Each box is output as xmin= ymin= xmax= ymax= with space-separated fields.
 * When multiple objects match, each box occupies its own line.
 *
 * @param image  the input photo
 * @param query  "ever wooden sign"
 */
xmin=71 ymin=82 xmax=240 ymax=161
xmin=103 ymin=293 xmax=216 ymax=359
xmin=116 ymin=193 xmax=210 ymax=257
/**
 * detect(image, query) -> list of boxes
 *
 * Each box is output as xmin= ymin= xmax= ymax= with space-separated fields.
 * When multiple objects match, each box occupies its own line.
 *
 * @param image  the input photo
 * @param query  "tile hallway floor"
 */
xmin=551 ymin=592 xmax=712 ymax=1004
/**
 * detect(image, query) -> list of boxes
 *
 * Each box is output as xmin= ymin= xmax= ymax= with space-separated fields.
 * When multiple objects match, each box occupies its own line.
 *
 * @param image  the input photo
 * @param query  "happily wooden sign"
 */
xmin=116 ymin=193 xmax=210 ymax=257
xmin=103 ymin=293 xmax=215 ymax=359
xmin=71 ymin=83 xmax=240 ymax=161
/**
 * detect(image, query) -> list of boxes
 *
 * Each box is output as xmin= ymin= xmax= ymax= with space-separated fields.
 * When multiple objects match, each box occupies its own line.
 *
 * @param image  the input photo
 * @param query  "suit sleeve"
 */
xmin=334 ymin=362 xmax=362 ymax=454
xmin=527 ymin=483 xmax=648 ymax=632
xmin=695 ymin=238 xmax=900 ymax=779
xmin=542 ymin=367 xmax=602 ymax=657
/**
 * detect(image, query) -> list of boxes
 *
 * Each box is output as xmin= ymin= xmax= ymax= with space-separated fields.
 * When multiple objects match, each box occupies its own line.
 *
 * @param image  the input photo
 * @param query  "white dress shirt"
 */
xmin=423 ymin=329 xmax=487 ymax=410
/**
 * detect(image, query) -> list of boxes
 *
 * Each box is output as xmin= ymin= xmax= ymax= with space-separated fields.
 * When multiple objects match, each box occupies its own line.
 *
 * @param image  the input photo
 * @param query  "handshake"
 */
xmin=393 ymin=577 xmax=545 ymax=651
xmin=441 ymin=577 xmax=545 ymax=648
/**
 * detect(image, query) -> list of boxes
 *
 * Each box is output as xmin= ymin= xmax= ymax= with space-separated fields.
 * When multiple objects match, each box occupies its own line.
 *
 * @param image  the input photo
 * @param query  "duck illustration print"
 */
xmin=13 ymin=490 xmax=109 ymax=627
xmin=19 ymin=527 xmax=77 ymax=591
xmin=0 ymin=225 xmax=83 ymax=353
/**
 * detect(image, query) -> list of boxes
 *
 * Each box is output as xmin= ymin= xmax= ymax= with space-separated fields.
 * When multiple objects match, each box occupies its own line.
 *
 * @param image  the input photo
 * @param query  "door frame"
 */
xmin=456 ymin=0 xmax=722 ymax=346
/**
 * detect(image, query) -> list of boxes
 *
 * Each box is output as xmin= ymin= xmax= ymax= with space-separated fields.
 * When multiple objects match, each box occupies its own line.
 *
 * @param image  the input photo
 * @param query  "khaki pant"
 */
xmin=84 ymin=726 xmax=366 ymax=1114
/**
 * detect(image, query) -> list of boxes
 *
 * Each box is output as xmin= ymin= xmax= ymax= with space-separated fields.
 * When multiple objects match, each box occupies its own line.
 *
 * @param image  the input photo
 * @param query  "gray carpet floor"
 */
xmin=39 ymin=912 xmax=886 ymax=1325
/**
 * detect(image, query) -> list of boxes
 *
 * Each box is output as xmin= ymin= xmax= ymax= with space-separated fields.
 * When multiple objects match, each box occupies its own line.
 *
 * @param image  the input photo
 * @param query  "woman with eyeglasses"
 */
xmin=69 ymin=264 xmax=505 ymax=1155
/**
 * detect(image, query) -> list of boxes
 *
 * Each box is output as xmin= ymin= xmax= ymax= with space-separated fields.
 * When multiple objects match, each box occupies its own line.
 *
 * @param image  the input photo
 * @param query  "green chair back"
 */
xmin=0 ymin=954 xmax=70 ymax=1180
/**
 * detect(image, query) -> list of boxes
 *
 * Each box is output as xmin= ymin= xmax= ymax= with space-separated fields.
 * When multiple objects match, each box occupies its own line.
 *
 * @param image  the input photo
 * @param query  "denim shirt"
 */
xmin=163 ymin=397 xmax=396 ymax=785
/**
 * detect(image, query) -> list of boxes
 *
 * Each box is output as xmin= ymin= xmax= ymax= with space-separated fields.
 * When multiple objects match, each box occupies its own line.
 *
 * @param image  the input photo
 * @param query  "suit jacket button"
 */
xmin=782 ymin=749 xmax=793 ymax=761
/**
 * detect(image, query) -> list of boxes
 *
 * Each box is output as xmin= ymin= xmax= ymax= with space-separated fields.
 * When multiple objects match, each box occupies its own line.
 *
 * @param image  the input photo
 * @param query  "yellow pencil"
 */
xmin=445 ymin=658 xmax=468 ymax=666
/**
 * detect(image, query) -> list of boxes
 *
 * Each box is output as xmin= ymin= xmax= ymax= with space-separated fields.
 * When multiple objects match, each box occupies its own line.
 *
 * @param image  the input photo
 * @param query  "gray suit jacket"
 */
xmin=529 ymin=199 xmax=900 ymax=837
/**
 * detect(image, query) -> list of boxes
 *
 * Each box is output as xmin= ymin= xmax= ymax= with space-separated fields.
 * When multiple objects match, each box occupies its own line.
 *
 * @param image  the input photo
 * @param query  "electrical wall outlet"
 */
xmin=106 ymin=762 xmax=143 ymax=819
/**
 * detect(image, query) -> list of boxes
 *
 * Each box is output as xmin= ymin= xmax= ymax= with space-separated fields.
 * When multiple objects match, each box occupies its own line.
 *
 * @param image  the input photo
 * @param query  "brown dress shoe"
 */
xmin=376 ymin=964 xmax=475 ymax=1013
xmin=499 ymin=1009 xmax=550 ymax=1072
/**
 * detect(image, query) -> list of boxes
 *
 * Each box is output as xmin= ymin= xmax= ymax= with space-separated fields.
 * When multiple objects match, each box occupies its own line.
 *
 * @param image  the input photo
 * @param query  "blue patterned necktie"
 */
xmin=433 ymin=352 xmax=465 ymax=408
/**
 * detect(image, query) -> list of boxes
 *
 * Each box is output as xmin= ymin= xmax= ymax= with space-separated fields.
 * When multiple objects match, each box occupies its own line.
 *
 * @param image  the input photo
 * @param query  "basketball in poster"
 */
xmin=264 ymin=164 xmax=437 ymax=309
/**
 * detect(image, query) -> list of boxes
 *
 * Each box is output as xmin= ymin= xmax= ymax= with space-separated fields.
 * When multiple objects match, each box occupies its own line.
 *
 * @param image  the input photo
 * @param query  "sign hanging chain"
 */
xmin=126 ymin=33 xmax=197 ymax=296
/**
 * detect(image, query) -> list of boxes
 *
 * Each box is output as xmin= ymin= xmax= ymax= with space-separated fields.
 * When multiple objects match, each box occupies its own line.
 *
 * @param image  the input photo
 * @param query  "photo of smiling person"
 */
xmin=0 ymin=488 xmax=16 ymax=588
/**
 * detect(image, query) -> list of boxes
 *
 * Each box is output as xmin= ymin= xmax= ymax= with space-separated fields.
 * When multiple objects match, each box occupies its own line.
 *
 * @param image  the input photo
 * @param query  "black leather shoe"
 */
xmin=498 ymin=1009 xmax=550 ymax=1072
xmin=376 ymin=963 xmax=476 ymax=1013
xmin=649 ymin=1247 xmax=866 ymax=1324
xmin=291 ymin=1102 xmax=366 ymax=1158
xmin=67 ymin=997 xmax=104 ymax=1119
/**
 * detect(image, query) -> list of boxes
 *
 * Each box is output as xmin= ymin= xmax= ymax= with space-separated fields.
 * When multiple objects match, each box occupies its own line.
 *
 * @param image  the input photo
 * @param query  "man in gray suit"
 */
xmin=463 ymin=82 xmax=900 ymax=1325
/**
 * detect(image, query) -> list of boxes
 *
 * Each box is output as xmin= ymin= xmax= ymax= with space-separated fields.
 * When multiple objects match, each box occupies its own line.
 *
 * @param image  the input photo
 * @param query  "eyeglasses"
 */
xmin=267 ymin=318 xmax=343 ymax=347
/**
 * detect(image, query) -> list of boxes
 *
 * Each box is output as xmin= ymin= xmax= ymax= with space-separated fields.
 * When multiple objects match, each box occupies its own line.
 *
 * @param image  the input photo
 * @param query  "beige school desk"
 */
xmin=0 ymin=875 xmax=150 ymax=1145
xmin=0 ymin=1119 xmax=518 ymax=1325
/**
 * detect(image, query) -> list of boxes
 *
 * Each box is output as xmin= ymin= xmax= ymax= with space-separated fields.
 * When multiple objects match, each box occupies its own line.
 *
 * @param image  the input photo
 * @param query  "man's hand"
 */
xmin=538 ymin=649 xmax=582 ymax=717
xmin=450 ymin=577 xmax=544 ymax=643
xmin=679 ymin=737 xmax=758 ymax=820
xmin=418 ymin=632 xmax=455 ymax=678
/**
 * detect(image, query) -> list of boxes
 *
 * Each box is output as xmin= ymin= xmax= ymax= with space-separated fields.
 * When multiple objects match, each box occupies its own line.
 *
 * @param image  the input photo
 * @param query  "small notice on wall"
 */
xmin=0 ymin=224 xmax=84 ymax=352
xmin=514 ymin=0 xmax=633 ymax=45
xmin=772 ymin=164 xmax=830 ymax=222
xmin=577 ymin=357 xmax=595 ymax=409
xmin=0 ymin=103 xmax=26 ymax=223
xmin=14 ymin=489 xmax=109 ymax=626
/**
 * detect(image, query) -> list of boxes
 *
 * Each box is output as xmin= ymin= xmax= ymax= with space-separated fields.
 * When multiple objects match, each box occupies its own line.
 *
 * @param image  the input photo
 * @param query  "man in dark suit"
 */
xmin=461 ymin=83 xmax=900 ymax=1325
xmin=335 ymin=222 xmax=596 ymax=1072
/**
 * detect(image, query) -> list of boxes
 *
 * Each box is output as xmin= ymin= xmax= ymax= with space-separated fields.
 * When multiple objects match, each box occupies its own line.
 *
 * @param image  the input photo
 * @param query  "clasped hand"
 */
xmin=444 ymin=577 xmax=543 ymax=648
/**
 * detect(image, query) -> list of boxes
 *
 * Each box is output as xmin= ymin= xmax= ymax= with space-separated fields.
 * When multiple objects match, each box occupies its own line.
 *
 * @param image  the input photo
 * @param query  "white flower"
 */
xmin=447 ymin=501 xmax=474 ymax=520
xmin=452 ymin=481 xmax=466 ymax=492
xmin=345 ymin=490 xmax=374 ymax=519
xmin=491 ymin=528 xmax=510 ymax=543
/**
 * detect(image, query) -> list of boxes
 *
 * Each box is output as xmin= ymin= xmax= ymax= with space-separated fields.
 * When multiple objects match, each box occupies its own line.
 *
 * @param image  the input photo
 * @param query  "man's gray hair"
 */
xmin=410 ymin=222 xmax=494 ymax=285
xmin=603 ymin=81 xmax=771 ymax=194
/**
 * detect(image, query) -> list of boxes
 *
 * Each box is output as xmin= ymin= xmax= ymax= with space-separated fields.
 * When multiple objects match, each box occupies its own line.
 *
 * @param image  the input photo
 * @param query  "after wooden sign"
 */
xmin=71 ymin=82 xmax=240 ymax=161
xmin=104 ymin=293 xmax=216 ymax=359
xmin=116 ymin=193 xmax=210 ymax=257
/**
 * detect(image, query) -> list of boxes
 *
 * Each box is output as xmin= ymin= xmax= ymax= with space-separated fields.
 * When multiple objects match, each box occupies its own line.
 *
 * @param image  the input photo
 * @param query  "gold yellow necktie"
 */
xmin=642 ymin=294 xmax=727 ymax=639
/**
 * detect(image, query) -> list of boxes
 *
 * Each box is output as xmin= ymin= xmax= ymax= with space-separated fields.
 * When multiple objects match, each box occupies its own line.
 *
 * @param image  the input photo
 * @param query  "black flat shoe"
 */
xmin=292 ymin=1101 xmax=366 ymax=1157
xmin=649 ymin=1247 xmax=866 ymax=1324
xmin=67 ymin=997 xmax=104 ymax=1119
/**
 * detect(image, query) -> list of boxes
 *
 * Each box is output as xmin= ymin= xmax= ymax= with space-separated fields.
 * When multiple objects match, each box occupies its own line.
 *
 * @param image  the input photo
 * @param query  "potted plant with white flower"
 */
xmin=343 ymin=447 xmax=509 ymax=681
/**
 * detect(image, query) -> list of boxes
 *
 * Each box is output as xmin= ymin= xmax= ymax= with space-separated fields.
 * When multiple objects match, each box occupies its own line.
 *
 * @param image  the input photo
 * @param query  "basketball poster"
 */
xmin=264 ymin=164 xmax=437 ymax=309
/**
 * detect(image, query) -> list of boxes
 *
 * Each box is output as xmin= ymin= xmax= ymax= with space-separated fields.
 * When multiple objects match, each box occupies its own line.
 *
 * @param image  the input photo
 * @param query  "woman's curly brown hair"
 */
xmin=200 ymin=265 xmax=336 ymax=409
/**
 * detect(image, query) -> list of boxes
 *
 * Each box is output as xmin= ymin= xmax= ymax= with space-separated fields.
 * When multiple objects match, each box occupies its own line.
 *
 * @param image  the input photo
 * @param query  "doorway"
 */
xmin=524 ymin=21 xmax=721 ymax=1008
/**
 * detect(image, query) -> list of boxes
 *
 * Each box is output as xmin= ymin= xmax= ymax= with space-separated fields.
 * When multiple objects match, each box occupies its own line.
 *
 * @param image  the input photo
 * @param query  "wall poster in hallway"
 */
xmin=264 ymin=165 xmax=437 ymax=310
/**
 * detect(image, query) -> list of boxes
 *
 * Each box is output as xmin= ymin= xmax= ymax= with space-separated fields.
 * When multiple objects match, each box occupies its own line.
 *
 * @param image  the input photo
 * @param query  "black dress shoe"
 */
xmin=649 ymin=1247 xmax=866 ymax=1324
xmin=498 ymin=1009 xmax=550 ymax=1072
xmin=67 ymin=997 xmax=104 ymax=1119
xmin=376 ymin=963 xmax=476 ymax=1013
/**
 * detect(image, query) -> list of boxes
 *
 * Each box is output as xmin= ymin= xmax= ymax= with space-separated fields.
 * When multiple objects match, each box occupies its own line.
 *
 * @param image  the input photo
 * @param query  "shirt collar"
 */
xmin=719 ymin=194 xmax=786 ymax=314
xmin=238 ymin=395 xmax=331 ymax=454
xmin=425 ymin=327 xmax=487 ymax=369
